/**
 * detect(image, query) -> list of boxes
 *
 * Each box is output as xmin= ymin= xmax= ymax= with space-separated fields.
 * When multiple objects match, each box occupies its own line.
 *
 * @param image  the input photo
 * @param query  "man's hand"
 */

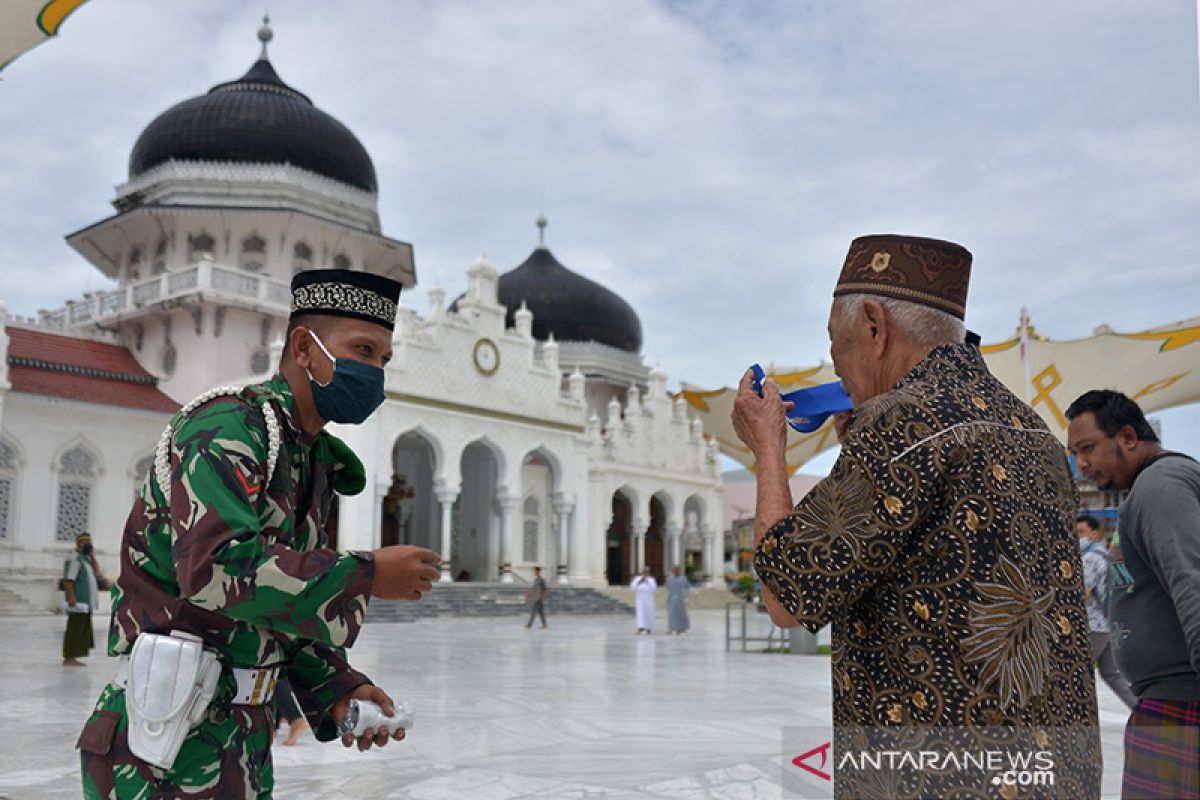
xmin=731 ymin=368 xmax=794 ymax=459
xmin=332 ymin=684 xmax=406 ymax=752
xmin=370 ymin=545 xmax=441 ymax=600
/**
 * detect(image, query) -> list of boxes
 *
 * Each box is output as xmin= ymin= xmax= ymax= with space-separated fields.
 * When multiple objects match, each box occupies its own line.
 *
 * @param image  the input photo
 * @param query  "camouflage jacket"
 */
xmin=108 ymin=373 xmax=376 ymax=740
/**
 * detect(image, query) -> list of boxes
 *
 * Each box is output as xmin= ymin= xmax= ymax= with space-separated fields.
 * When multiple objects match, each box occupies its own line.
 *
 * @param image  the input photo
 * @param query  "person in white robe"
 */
xmin=631 ymin=566 xmax=657 ymax=634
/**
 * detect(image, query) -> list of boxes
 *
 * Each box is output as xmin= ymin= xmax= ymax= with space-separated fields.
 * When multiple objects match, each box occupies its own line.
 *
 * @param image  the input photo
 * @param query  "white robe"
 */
xmin=631 ymin=575 xmax=657 ymax=629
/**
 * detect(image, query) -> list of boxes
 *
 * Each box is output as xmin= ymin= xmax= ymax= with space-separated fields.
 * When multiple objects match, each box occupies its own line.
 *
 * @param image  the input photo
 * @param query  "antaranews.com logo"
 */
xmin=781 ymin=726 xmax=1091 ymax=799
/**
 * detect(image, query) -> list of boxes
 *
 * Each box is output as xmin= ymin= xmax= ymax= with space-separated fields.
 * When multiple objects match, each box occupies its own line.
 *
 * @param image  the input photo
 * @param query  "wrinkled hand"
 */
xmin=731 ymin=368 xmax=794 ymax=459
xmin=370 ymin=545 xmax=441 ymax=600
xmin=332 ymin=684 xmax=406 ymax=752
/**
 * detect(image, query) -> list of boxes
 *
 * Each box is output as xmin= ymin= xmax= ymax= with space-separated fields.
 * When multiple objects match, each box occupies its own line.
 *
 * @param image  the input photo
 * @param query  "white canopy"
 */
xmin=0 ymin=0 xmax=89 ymax=73
xmin=680 ymin=315 xmax=1200 ymax=474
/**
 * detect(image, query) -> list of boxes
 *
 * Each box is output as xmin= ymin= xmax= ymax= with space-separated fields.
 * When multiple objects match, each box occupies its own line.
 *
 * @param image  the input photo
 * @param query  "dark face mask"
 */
xmin=306 ymin=331 xmax=386 ymax=425
xmin=81 ymin=544 xmax=94 ymax=556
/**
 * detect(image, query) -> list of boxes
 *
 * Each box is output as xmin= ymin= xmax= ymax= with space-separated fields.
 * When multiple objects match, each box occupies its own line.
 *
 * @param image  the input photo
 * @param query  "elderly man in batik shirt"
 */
xmin=77 ymin=269 xmax=442 ymax=799
xmin=733 ymin=235 xmax=1100 ymax=798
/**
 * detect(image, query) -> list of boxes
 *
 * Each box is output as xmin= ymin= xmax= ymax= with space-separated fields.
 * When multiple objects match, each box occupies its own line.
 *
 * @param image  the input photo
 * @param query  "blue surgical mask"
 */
xmin=306 ymin=331 xmax=386 ymax=424
xmin=1079 ymin=537 xmax=1092 ymax=550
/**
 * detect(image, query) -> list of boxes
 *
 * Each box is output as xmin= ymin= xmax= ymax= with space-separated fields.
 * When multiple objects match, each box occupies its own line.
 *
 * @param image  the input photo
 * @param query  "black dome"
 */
xmin=497 ymin=246 xmax=643 ymax=353
xmin=129 ymin=57 xmax=377 ymax=193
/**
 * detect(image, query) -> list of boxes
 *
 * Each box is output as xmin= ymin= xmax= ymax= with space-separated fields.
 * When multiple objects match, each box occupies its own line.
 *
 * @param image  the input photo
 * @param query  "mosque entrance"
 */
xmin=645 ymin=495 xmax=666 ymax=583
xmin=606 ymin=490 xmax=633 ymax=585
xmin=456 ymin=441 xmax=500 ymax=582
xmin=385 ymin=432 xmax=437 ymax=551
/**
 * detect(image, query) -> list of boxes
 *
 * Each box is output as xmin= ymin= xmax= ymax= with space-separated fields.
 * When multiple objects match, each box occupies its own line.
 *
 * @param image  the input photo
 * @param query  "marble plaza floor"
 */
xmin=0 ymin=610 xmax=1132 ymax=799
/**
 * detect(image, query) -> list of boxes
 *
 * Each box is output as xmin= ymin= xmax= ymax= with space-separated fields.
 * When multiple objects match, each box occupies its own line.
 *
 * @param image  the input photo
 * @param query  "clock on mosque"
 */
xmin=473 ymin=337 xmax=500 ymax=376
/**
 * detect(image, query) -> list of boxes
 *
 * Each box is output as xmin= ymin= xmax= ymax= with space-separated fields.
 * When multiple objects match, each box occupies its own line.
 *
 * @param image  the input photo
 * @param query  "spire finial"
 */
xmin=258 ymin=13 xmax=273 ymax=59
xmin=536 ymin=213 xmax=548 ymax=248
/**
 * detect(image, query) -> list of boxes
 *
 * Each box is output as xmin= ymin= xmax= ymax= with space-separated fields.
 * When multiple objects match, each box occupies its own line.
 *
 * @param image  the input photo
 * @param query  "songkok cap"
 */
xmin=75 ymin=533 xmax=91 ymax=543
xmin=832 ymin=234 xmax=972 ymax=320
xmin=290 ymin=269 xmax=403 ymax=331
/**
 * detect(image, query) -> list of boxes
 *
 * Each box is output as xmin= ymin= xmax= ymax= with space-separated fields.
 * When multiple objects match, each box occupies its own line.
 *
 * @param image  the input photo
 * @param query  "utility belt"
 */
xmin=113 ymin=631 xmax=281 ymax=770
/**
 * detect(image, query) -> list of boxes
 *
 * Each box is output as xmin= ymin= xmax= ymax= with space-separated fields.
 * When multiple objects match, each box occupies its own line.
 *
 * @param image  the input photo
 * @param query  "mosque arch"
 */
xmin=645 ymin=491 xmax=675 ymax=583
xmin=454 ymin=438 xmax=505 ymax=582
xmin=384 ymin=430 xmax=439 ymax=552
xmin=683 ymin=493 xmax=707 ymax=575
xmin=518 ymin=446 xmax=560 ymax=569
xmin=606 ymin=484 xmax=638 ymax=585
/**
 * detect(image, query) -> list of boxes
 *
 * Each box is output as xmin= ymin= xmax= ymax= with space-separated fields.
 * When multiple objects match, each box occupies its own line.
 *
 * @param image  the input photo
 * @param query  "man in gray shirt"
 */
xmin=1067 ymin=390 xmax=1200 ymax=799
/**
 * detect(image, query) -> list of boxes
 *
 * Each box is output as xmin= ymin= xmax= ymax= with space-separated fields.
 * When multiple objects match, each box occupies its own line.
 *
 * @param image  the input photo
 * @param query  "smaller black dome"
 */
xmin=129 ymin=55 xmax=377 ymax=192
xmin=496 ymin=246 xmax=643 ymax=353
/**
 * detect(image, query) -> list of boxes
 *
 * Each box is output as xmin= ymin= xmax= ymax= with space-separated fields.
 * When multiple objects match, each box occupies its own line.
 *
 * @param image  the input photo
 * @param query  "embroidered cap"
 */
xmin=833 ymin=234 xmax=972 ymax=320
xmin=290 ymin=269 xmax=403 ymax=331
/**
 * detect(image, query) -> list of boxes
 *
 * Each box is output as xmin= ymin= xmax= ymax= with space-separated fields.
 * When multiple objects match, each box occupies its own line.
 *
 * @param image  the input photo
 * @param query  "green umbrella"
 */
xmin=0 ymin=0 xmax=90 ymax=74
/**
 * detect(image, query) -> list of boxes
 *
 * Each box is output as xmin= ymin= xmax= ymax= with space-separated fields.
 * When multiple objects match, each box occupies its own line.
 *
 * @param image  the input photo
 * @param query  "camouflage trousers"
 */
xmin=78 ymin=683 xmax=275 ymax=799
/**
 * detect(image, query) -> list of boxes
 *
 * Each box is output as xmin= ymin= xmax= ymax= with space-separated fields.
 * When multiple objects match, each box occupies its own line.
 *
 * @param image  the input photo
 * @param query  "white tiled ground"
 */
xmin=0 ymin=610 xmax=1131 ymax=799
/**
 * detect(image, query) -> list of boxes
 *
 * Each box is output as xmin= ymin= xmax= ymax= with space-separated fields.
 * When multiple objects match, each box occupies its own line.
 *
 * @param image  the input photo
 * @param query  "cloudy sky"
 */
xmin=2 ymin=0 xmax=1198 ymax=472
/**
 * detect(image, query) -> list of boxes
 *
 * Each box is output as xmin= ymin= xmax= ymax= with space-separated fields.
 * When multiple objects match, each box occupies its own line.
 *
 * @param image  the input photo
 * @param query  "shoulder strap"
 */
xmin=154 ymin=385 xmax=282 ymax=505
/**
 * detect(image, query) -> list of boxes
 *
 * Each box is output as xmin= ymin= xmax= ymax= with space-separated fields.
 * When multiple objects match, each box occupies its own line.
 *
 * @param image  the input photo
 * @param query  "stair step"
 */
xmin=367 ymin=584 xmax=633 ymax=623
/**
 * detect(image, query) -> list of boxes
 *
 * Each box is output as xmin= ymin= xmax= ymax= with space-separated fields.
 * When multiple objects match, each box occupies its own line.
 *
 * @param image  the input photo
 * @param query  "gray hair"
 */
xmin=835 ymin=294 xmax=965 ymax=348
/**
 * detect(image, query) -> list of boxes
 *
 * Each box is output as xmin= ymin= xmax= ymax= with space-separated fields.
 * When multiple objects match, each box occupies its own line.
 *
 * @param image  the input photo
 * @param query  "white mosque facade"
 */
xmin=0 ymin=26 xmax=723 ymax=611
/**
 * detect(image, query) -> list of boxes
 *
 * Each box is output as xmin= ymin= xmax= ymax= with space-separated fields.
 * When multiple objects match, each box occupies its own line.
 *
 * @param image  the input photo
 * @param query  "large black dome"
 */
xmin=497 ymin=245 xmax=643 ymax=353
xmin=128 ymin=54 xmax=377 ymax=193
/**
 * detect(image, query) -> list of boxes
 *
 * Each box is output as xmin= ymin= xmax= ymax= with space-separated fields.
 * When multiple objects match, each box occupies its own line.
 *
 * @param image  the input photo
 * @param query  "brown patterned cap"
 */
xmin=832 ymin=234 xmax=972 ymax=320
xmin=291 ymin=268 xmax=402 ymax=331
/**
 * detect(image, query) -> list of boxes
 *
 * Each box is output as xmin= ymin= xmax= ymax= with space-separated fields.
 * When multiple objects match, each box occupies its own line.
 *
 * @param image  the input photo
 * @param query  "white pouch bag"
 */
xmin=124 ymin=631 xmax=221 ymax=770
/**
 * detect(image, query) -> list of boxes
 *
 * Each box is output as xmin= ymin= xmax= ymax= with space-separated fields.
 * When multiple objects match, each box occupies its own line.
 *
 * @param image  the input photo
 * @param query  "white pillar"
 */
xmin=667 ymin=523 xmax=683 ymax=570
xmin=496 ymin=492 xmax=519 ymax=583
xmin=435 ymin=486 xmax=458 ymax=582
xmin=631 ymin=516 xmax=645 ymax=576
xmin=700 ymin=526 xmax=716 ymax=588
xmin=553 ymin=495 xmax=573 ymax=585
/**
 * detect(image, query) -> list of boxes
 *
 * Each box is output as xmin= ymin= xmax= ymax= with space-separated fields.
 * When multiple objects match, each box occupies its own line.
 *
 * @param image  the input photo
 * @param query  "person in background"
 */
xmin=524 ymin=566 xmax=549 ymax=629
xmin=1067 ymin=389 xmax=1200 ymax=799
xmin=63 ymin=532 xmax=104 ymax=667
xmin=273 ymin=677 xmax=310 ymax=746
xmin=1076 ymin=514 xmax=1137 ymax=709
xmin=665 ymin=566 xmax=690 ymax=635
xmin=631 ymin=566 xmax=656 ymax=635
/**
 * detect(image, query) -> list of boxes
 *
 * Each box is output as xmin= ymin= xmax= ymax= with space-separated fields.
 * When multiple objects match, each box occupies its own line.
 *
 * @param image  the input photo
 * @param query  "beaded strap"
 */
xmin=154 ymin=386 xmax=282 ymax=505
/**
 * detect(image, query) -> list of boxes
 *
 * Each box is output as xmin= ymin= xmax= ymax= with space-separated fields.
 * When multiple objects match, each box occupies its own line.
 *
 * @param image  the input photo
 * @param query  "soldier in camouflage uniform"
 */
xmin=78 ymin=269 xmax=442 ymax=799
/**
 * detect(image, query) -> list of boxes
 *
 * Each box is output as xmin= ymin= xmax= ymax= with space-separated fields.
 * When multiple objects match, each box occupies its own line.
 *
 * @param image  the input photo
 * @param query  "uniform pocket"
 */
xmin=76 ymin=710 xmax=120 ymax=756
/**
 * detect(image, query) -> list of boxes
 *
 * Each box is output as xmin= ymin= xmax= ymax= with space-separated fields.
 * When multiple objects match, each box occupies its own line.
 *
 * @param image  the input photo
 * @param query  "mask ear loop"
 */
xmin=306 ymin=330 xmax=338 ymax=388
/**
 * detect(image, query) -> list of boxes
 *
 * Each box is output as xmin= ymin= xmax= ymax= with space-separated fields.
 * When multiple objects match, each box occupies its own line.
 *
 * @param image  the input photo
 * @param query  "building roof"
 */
xmin=6 ymin=327 xmax=178 ymax=413
xmin=128 ymin=33 xmax=377 ymax=193
xmin=494 ymin=244 xmax=643 ymax=354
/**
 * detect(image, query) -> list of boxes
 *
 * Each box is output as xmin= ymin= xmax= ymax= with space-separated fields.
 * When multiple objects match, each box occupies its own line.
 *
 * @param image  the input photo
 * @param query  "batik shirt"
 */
xmin=756 ymin=344 xmax=1100 ymax=797
xmin=107 ymin=373 xmax=375 ymax=739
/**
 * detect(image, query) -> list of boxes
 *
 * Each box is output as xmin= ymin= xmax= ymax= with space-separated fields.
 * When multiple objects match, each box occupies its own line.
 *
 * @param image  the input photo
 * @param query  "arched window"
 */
xmin=241 ymin=234 xmax=266 ymax=272
xmin=333 ymin=253 xmax=351 ymax=270
xmin=187 ymin=232 xmax=214 ymax=263
xmin=522 ymin=496 xmax=540 ymax=562
xmin=153 ymin=237 xmax=168 ymax=274
xmin=0 ymin=440 xmax=19 ymax=540
xmin=55 ymin=445 xmax=96 ymax=542
xmin=292 ymin=242 xmax=313 ymax=274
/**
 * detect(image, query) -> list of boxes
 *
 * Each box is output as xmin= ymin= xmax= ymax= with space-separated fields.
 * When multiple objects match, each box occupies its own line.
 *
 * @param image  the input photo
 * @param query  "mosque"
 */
xmin=0 ymin=21 xmax=722 ymax=611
